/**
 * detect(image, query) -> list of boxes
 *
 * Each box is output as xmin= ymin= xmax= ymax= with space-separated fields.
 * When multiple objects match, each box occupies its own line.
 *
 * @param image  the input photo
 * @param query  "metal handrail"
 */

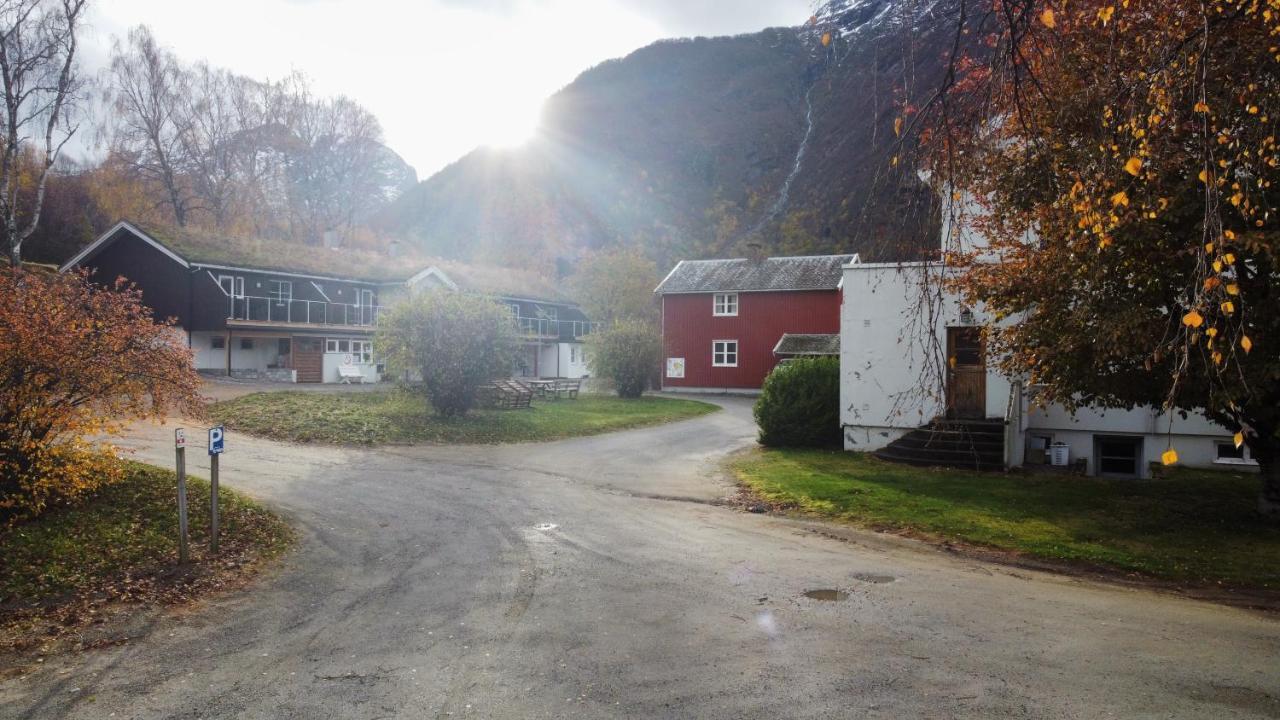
xmin=511 ymin=316 xmax=605 ymax=339
xmin=228 ymin=295 xmax=383 ymax=326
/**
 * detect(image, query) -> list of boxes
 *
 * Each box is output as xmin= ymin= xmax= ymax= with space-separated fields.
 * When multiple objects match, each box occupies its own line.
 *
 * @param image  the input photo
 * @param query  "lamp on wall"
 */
xmin=959 ymin=306 xmax=975 ymax=325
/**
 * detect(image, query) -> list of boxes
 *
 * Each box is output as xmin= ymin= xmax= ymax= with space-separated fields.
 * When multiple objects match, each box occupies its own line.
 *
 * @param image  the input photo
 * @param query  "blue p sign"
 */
xmin=208 ymin=425 xmax=225 ymax=456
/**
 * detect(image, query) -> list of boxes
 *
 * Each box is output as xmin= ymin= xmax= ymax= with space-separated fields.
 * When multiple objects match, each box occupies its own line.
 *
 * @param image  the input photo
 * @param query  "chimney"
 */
xmin=745 ymin=240 xmax=767 ymax=263
xmin=323 ymin=230 xmax=340 ymax=249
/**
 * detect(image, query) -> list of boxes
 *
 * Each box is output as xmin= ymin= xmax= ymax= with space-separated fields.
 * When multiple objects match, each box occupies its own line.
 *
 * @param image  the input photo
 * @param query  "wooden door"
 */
xmin=293 ymin=336 xmax=324 ymax=383
xmin=946 ymin=327 xmax=986 ymax=419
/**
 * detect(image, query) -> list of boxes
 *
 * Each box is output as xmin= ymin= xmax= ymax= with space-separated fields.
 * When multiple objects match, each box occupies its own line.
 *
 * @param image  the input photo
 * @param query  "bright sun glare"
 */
xmin=480 ymin=102 xmax=542 ymax=148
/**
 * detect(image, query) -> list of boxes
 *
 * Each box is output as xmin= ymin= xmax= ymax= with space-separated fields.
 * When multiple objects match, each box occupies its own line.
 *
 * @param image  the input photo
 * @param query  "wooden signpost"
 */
xmin=208 ymin=425 xmax=225 ymax=553
xmin=174 ymin=428 xmax=189 ymax=564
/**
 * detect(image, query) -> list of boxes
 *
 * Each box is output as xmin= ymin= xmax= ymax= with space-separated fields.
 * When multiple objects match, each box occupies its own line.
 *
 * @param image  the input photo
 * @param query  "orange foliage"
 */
xmin=0 ymin=269 xmax=204 ymax=523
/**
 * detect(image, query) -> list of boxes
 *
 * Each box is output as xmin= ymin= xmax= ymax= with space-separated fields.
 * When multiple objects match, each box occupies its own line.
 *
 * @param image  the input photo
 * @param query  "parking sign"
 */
xmin=208 ymin=425 xmax=225 ymax=455
xmin=175 ymin=428 xmax=186 ymax=448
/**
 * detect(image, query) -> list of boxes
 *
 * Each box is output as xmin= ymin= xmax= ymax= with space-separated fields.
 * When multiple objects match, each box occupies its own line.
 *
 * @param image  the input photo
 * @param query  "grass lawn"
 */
xmin=731 ymin=448 xmax=1280 ymax=589
xmin=210 ymin=390 xmax=718 ymax=445
xmin=1 ymin=462 xmax=293 ymax=628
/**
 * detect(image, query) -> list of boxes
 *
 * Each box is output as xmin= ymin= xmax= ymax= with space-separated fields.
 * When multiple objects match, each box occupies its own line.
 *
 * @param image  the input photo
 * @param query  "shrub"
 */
xmin=0 ymin=269 xmax=204 ymax=524
xmin=585 ymin=320 xmax=661 ymax=398
xmin=754 ymin=357 xmax=841 ymax=448
xmin=376 ymin=290 xmax=517 ymax=417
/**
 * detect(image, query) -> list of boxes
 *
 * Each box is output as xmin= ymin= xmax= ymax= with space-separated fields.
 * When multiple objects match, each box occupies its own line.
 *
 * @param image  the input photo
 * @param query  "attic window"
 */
xmin=713 ymin=293 xmax=738 ymax=317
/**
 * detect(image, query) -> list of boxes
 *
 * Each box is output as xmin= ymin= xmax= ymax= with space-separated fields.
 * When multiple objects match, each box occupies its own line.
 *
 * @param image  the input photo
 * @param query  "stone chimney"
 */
xmin=745 ymin=240 xmax=767 ymax=263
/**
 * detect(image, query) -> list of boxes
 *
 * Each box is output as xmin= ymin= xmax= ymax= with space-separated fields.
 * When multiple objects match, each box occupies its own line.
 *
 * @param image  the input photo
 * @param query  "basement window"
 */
xmin=211 ymin=336 xmax=225 ymax=350
xmin=1095 ymin=436 xmax=1142 ymax=477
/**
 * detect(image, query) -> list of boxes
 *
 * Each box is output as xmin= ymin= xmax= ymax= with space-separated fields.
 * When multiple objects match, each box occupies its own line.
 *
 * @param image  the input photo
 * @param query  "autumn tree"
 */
xmin=906 ymin=0 xmax=1280 ymax=514
xmin=0 ymin=268 xmax=204 ymax=523
xmin=585 ymin=320 xmax=662 ymax=398
xmin=570 ymin=247 xmax=660 ymax=324
xmin=0 ymin=0 xmax=87 ymax=265
xmin=376 ymin=291 xmax=516 ymax=417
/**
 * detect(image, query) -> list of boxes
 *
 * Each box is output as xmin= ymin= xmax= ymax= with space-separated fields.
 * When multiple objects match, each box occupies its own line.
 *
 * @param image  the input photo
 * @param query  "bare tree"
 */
xmin=104 ymin=25 xmax=193 ymax=227
xmin=0 ymin=0 xmax=86 ymax=265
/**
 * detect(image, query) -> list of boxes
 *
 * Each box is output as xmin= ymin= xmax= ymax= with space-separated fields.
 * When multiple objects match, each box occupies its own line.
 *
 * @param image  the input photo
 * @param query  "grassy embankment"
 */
xmin=732 ymin=448 xmax=1280 ymax=589
xmin=210 ymin=390 xmax=718 ymax=445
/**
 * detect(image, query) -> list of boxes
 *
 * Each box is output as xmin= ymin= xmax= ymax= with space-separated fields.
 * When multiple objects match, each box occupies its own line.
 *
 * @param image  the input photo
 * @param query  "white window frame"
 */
xmin=712 ymin=339 xmax=738 ymax=367
xmin=268 ymin=279 xmax=292 ymax=302
xmin=713 ymin=292 xmax=738 ymax=316
xmin=219 ymin=274 xmax=244 ymax=298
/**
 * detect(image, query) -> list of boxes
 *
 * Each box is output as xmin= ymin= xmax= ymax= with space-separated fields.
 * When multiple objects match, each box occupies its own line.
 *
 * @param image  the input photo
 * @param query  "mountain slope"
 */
xmin=381 ymin=0 xmax=955 ymax=271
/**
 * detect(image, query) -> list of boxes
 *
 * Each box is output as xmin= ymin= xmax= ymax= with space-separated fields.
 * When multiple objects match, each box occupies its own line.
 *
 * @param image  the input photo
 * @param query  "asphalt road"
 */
xmin=4 ymin=396 xmax=1279 ymax=719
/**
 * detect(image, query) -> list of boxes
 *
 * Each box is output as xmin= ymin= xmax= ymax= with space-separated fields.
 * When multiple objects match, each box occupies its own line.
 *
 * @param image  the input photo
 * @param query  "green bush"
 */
xmin=754 ymin=357 xmax=842 ymax=447
xmin=376 ymin=291 xmax=517 ymax=417
xmin=585 ymin=320 xmax=661 ymax=398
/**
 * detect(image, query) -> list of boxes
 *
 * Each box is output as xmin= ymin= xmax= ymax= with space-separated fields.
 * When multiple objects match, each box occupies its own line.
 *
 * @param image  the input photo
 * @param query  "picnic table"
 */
xmin=525 ymin=377 xmax=581 ymax=400
xmin=525 ymin=379 xmax=556 ymax=398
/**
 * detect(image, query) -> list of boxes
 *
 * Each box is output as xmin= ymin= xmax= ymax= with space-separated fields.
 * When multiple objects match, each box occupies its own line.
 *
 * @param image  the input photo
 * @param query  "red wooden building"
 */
xmin=655 ymin=254 xmax=857 ymax=392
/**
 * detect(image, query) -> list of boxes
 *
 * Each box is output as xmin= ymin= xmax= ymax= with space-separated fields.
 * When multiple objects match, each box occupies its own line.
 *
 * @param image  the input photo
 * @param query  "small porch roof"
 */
xmin=772 ymin=333 xmax=840 ymax=357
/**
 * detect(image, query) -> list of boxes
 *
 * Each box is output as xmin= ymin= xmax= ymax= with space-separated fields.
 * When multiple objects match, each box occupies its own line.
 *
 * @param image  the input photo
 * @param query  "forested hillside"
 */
xmin=381 ymin=0 xmax=955 ymax=272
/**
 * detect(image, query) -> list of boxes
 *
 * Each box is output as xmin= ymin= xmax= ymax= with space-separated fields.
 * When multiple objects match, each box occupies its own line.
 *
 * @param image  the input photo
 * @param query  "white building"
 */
xmin=839 ymin=255 xmax=1254 ymax=478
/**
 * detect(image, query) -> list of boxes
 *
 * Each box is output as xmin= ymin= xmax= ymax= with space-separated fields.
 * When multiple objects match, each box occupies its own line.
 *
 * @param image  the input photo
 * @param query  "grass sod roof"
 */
xmin=122 ymin=222 xmax=574 ymax=304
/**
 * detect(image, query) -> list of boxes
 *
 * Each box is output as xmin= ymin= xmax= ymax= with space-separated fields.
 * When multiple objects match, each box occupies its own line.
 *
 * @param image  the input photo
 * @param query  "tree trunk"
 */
xmin=1252 ymin=437 xmax=1280 ymax=518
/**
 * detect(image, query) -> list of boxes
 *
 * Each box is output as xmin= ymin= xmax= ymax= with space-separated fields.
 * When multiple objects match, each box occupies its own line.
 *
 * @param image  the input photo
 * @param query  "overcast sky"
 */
xmin=82 ymin=0 xmax=814 ymax=180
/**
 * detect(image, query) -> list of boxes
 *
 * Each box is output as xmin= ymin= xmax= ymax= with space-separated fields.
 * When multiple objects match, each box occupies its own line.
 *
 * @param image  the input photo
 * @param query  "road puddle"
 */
xmin=534 ymin=523 xmax=558 ymax=531
xmin=803 ymin=589 xmax=849 ymax=602
xmin=851 ymin=573 xmax=895 ymax=584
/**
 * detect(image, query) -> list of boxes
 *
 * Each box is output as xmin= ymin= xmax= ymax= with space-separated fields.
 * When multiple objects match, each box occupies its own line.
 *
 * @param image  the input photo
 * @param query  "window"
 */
xmin=211 ymin=336 xmax=226 ymax=350
xmin=353 ymin=340 xmax=372 ymax=363
xmin=712 ymin=340 xmax=738 ymax=367
xmin=1216 ymin=442 xmax=1250 ymax=463
xmin=570 ymin=345 xmax=578 ymax=363
xmin=240 ymin=338 xmax=254 ymax=350
xmin=268 ymin=280 xmax=292 ymax=302
xmin=325 ymin=339 xmax=351 ymax=353
xmin=218 ymin=275 xmax=244 ymax=298
xmin=1095 ymin=436 xmax=1142 ymax=477
xmin=713 ymin=293 xmax=738 ymax=316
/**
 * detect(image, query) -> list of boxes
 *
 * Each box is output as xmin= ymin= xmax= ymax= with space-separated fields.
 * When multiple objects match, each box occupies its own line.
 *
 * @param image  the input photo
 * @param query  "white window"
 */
xmin=570 ymin=345 xmax=578 ymax=363
xmin=353 ymin=340 xmax=372 ymax=363
xmin=219 ymin=275 xmax=244 ymax=298
xmin=712 ymin=340 xmax=738 ymax=367
xmin=713 ymin=293 xmax=738 ymax=316
xmin=268 ymin=280 xmax=292 ymax=302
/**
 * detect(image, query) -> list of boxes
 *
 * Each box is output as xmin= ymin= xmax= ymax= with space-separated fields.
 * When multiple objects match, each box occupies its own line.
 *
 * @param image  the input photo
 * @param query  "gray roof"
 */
xmin=772 ymin=333 xmax=841 ymax=356
xmin=654 ymin=254 xmax=858 ymax=294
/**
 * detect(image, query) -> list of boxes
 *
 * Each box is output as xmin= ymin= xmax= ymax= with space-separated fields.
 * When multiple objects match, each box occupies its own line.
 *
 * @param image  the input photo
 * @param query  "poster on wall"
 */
xmin=666 ymin=357 xmax=685 ymax=379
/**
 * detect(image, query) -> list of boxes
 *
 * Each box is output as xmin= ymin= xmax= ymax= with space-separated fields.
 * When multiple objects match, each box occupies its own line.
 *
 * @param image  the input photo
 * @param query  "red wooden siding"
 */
xmin=661 ymin=290 xmax=841 ymax=390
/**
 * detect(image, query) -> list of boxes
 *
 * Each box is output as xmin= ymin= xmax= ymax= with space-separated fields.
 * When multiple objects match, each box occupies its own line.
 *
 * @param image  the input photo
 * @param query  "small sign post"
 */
xmin=174 ymin=428 xmax=189 ymax=564
xmin=208 ymin=425 xmax=225 ymax=553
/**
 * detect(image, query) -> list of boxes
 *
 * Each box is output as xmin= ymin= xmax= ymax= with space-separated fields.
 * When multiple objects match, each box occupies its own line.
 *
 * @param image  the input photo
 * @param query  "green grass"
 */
xmin=209 ymin=390 xmax=718 ymax=445
xmin=0 ymin=462 xmax=293 ymax=613
xmin=732 ymin=448 xmax=1280 ymax=588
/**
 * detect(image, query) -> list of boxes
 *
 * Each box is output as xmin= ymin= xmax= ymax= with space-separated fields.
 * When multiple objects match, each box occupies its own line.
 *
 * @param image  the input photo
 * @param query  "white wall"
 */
xmin=191 ymin=331 xmax=285 ymax=372
xmin=839 ymin=262 xmax=1009 ymax=451
xmin=322 ymin=352 xmax=379 ymax=383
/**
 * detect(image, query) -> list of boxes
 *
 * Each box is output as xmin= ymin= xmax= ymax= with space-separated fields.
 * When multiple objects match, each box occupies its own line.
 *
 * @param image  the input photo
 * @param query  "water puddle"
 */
xmin=851 ymin=572 xmax=895 ymax=584
xmin=534 ymin=523 xmax=558 ymax=532
xmin=803 ymin=589 xmax=849 ymax=602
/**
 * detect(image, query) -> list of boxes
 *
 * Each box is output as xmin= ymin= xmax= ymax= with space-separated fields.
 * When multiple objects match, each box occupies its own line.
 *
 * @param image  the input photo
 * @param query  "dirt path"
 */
xmin=4 ymin=396 xmax=1278 ymax=719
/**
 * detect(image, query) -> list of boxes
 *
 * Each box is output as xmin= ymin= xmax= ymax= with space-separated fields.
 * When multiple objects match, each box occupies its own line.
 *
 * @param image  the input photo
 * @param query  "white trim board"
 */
xmin=60 ymin=221 xmax=190 ymax=272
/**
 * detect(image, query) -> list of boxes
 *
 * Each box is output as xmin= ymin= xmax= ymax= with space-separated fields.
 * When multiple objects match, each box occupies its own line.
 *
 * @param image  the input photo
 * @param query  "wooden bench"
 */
xmin=479 ymin=380 xmax=533 ymax=409
xmin=550 ymin=378 xmax=581 ymax=399
xmin=338 ymin=364 xmax=365 ymax=384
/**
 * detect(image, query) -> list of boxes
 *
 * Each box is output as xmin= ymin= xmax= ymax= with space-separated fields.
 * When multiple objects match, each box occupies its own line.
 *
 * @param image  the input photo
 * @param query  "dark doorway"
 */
xmin=946 ymin=326 xmax=986 ymax=419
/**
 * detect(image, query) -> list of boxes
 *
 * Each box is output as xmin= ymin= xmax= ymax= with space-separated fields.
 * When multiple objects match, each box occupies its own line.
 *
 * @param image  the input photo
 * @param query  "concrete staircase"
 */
xmin=872 ymin=418 xmax=1006 ymax=471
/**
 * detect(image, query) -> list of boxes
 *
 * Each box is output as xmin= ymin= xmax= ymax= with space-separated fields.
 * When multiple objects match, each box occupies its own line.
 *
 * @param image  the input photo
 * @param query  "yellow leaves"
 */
xmin=1221 ymin=300 xmax=1236 ymax=314
xmin=1182 ymin=309 xmax=1204 ymax=328
xmin=1111 ymin=190 xmax=1129 ymax=207
xmin=1224 ymin=252 xmax=1236 ymax=264
xmin=1098 ymin=5 xmax=1115 ymax=24
xmin=1161 ymin=448 xmax=1179 ymax=466
xmin=1231 ymin=192 xmax=1243 ymax=206
xmin=1234 ymin=431 xmax=1245 ymax=449
xmin=1040 ymin=7 xmax=1056 ymax=28
xmin=1098 ymin=236 xmax=1113 ymax=249
xmin=1212 ymin=350 xmax=1224 ymax=366
xmin=1194 ymin=101 xmax=1210 ymax=113
xmin=894 ymin=117 xmax=903 ymax=137
xmin=1198 ymin=169 xmax=1211 ymax=184
xmin=821 ymin=32 xmax=831 ymax=47
xmin=1124 ymin=157 xmax=1142 ymax=176
xmin=1226 ymin=283 xmax=1240 ymax=295
xmin=1203 ymin=276 xmax=1221 ymax=291
xmin=1242 ymin=335 xmax=1253 ymax=353
xmin=1205 ymin=241 xmax=1215 ymax=254
xmin=1213 ymin=259 xmax=1223 ymax=272
xmin=948 ymin=355 xmax=958 ymax=369
xmin=1206 ymin=326 xmax=1219 ymax=338
xmin=1224 ymin=229 xmax=1236 ymax=240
